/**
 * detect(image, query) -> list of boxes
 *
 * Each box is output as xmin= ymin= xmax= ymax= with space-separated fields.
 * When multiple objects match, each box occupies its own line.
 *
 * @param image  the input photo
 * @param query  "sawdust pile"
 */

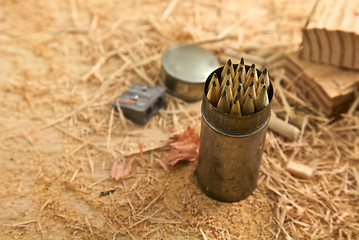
xmin=0 ymin=0 xmax=358 ymax=239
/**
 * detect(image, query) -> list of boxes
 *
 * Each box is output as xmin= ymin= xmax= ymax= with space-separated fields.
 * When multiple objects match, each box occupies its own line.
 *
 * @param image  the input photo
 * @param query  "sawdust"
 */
xmin=0 ymin=0 xmax=358 ymax=239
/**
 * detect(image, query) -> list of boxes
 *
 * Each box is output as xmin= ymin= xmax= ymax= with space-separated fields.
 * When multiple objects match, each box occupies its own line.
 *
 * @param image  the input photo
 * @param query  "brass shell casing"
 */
xmin=196 ymin=65 xmax=274 ymax=202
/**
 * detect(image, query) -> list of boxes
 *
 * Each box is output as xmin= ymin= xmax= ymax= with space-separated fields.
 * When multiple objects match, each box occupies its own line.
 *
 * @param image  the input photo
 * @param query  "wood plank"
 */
xmin=301 ymin=29 xmax=312 ymax=61
xmin=302 ymin=0 xmax=359 ymax=70
xmin=280 ymin=52 xmax=359 ymax=116
xmin=327 ymin=30 xmax=342 ymax=66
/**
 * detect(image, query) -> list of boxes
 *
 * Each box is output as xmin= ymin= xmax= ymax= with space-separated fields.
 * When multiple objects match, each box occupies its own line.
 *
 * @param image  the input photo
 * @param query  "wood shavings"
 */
xmin=200 ymin=228 xmax=209 ymax=240
xmin=1 ymin=0 xmax=359 ymax=239
xmin=161 ymin=0 xmax=179 ymax=20
xmin=286 ymin=205 xmax=305 ymax=219
xmin=71 ymin=168 xmax=81 ymax=182
xmin=39 ymin=198 xmax=52 ymax=212
xmin=157 ymin=127 xmax=200 ymax=172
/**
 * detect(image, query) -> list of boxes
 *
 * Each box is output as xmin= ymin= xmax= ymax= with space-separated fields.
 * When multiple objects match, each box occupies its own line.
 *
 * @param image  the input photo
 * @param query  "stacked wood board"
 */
xmin=273 ymin=52 xmax=359 ymax=116
xmin=301 ymin=0 xmax=359 ymax=70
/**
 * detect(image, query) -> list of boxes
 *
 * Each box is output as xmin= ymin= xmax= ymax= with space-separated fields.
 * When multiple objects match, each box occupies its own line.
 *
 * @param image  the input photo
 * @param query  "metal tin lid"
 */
xmin=159 ymin=44 xmax=219 ymax=101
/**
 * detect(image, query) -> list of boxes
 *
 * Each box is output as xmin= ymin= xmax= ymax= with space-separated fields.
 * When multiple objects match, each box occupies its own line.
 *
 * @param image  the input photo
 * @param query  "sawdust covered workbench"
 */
xmin=0 ymin=0 xmax=358 ymax=239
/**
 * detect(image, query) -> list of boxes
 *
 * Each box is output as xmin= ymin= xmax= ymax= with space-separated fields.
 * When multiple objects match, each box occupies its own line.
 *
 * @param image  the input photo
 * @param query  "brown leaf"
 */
xmin=157 ymin=127 xmax=200 ymax=172
xmin=171 ymin=126 xmax=200 ymax=144
xmin=110 ymin=156 xmax=135 ymax=180
xmin=170 ymin=141 xmax=198 ymax=152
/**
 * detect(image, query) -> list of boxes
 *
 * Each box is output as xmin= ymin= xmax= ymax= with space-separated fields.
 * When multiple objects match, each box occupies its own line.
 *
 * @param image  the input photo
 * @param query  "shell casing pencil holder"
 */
xmin=196 ymin=64 xmax=274 ymax=202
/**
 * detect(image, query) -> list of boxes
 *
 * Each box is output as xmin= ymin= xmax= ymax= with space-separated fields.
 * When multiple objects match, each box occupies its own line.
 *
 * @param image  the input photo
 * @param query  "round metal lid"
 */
xmin=162 ymin=44 xmax=219 ymax=84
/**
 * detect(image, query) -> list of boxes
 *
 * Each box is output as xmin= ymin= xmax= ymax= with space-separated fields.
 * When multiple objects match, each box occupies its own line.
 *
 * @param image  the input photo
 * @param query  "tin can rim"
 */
xmin=161 ymin=43 xmax=219 ymax=84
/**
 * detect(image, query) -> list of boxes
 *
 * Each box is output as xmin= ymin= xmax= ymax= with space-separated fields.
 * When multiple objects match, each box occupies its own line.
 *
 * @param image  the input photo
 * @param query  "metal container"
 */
xmin=196 ymin=65 xmax=274 ymax=202
xmin=159 ymin=44 xmax=219 ymax=101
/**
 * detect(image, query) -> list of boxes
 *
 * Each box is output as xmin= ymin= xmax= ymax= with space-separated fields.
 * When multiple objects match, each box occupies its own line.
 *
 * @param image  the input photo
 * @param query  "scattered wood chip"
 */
xmin=285 ymin=160 xmax=313 ymax=180
xmin=157 ymin=127 xmax=200 ymax=172
xmin=269 ymin=113 xmax=300 ymax=141
xmin=286 ymin=205 xmax=305 ymax=219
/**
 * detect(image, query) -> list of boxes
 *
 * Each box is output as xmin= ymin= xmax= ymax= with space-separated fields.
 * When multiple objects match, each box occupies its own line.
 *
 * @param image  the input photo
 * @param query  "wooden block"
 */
xmin=301 ymin=30 xmax=311 ymax=61
xmin=280 ymin=52 xmax=359 ymax=116
xmin=354 ymin=32 xmax=359 ymax=69
xmin=302 ymin=0 xmax=359 ymax=70
xmin=328 ymin=30 xmax=342 ymax=66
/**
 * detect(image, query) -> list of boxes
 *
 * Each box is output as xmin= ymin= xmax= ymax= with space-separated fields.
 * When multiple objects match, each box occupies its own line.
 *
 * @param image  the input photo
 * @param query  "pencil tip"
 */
xmin=240 ymin=58 xmax=244 ymax=64
xmin=213 ymin=81 xmax=216 ymax=87
xmin=262 ymin=85 xmax=266 ymax=90
xmin=222 ymin=90 xmax=226 ymax=97
xmin=228 ymin=59 xmax=232 ymax=65
xmin=239 ymin=66 xmax=243 ymax=71
xmin=213 ymin=73 xmax=218 ymax=78
xmin=263 ymin=68 xmax=267 ymax=74
xmin=226 ymin=69 xmax=230 ymax=74
xmin=261 ymin=78 xmax=264 ymax=84
xmin=234 ymin=95 xmax=239 ymax=103
xmin=226 ymin=79 xmax=230 ymax=86
xmin=251 ymin=63 xmax=255 ymax=69
xmin=251 ymin=72 xmax=254 ymax=77
xmin=248 ymin=93 xmax=253 ymax=99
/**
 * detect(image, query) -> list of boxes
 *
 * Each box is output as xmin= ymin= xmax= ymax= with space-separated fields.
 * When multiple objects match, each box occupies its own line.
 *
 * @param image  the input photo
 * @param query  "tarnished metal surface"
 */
xmin=159 ymin=44 xmax=219 ymax=101
xmin=196 ymin=65 xmax=273 ymax=202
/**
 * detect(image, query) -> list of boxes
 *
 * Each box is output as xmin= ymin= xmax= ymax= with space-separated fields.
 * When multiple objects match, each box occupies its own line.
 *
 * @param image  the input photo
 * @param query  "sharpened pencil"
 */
xmin=221 ymin=79 xmax=234 ymax=104
xmin=229 ymin=60 xmax=235 ymax=79
xmin=257 ymin=78 xmax=265 ymax=93
xmin=246 ymin=63 xmax=256 ymax=79
xmin=242 ymin=93 xmax=255 ymax=115
xmin=221 ymin=59 xmax=233 ymax=82
xmin=207 ymin=80 xmax=221 ymax=107
xmin=254 ymin=85 xmax=269 ymax=112
xmin=225 ymin=81 xmax=234 ymax=104
xmin=258 ymin=68 xmax=266 ymax=85
xmin=233 ymin=76 xmax=243 ymax=94
xmin=235 ymin=57 xmax=245 ymax=73
xmin=221 ymin=69 xmax=233 ymax=90
xmin=243 ymin=71 xmax=254 ymax=90
xmin=217 ymin=90 xmax=230 ymax=113
xmin=240 ymin=65 xmax=246 ymax=81
xmin=230 ymin=95 xmax=242 ymax=116
xmin=244 ymin=81 xmax=256 ymax=100
xmin=233 ymin=67 xmax=243 ymax=89
xmin=211 ymin=72 xmax=220 ymax=88
xmin=234 ymin=84 xmax=245 ymax=106
xmin=249 ymin=68 xmax=258 ymax=87
xmin=262 ymin=68 xmax=270 ymax=88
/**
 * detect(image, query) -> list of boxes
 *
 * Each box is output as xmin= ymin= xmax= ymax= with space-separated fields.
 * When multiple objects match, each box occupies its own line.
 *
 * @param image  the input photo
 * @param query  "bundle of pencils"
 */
xmin=206 ymin=58 xmax=270 ymax=116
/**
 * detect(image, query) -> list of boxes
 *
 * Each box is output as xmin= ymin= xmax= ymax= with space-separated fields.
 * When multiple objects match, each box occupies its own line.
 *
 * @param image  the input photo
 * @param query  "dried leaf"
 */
xmin=171 ymin=126 xmax=200 ymax=144
xmin=110 ymin=156 xmax=135 ymax=180
xmin=157 ymin=127 xmax=200 ymax=172
xmin=170 ymin=141 xmax=198 ymax=152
